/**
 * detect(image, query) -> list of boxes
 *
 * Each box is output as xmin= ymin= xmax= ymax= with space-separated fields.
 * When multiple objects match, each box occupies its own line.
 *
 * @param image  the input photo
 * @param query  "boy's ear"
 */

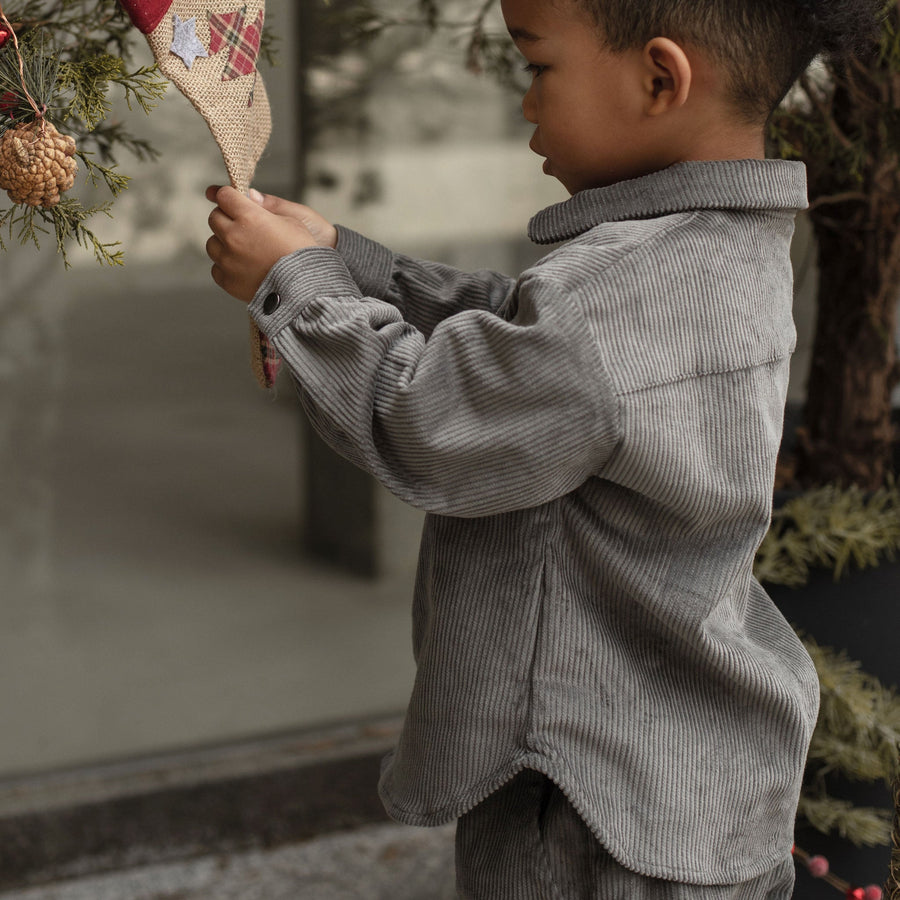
xmin=641 ymin=37 xmax=692 ymax=115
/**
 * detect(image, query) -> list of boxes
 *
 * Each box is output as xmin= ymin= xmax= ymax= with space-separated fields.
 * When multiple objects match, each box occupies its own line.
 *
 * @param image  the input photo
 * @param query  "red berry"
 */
xmin=846 ymin=889 xmax=866 ymax=900
xmin=863 ymin=887 xmax=883 ymax=900
xmin=808 ymin=855 xmax=830 ymax=878
xmin=0 ymin=27 xmax=11 ymax=49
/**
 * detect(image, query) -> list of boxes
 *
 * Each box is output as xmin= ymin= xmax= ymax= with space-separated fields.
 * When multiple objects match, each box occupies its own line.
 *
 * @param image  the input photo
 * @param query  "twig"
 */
xmin=887 ymin=751 xmax=900 ymax=899
xmin=808 ymin=191 xmax=870 ymax=211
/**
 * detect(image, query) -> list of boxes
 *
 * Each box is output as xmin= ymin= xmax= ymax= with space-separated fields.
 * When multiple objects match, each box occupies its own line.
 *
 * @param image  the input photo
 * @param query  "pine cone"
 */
xmin=0 ymin=120 xmax=77 ymax=208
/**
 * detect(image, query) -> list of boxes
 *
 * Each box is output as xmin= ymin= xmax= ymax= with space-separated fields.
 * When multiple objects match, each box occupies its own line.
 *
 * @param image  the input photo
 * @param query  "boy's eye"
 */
xmin=522 ymin=63 xmax=546 ymax=77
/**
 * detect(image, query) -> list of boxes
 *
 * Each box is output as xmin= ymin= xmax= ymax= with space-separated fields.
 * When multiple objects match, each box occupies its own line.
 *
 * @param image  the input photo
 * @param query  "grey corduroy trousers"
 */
xmin=455 ymin=770 xmax=796 ymax=900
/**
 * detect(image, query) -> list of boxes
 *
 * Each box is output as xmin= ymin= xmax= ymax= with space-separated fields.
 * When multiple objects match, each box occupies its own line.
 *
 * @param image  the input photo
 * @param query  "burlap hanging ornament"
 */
xmin=119 ymin=0 xmax=279 ymax=388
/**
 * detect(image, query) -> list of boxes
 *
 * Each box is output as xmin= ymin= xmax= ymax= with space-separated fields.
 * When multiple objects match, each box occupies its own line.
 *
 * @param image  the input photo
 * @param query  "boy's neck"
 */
xmin=680 ymin=124 xmax=766 ymax=166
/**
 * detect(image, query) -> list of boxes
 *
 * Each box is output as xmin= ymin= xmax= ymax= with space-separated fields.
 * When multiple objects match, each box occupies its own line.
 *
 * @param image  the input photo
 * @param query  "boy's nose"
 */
xmin=522 ymin=86 xmax=538 ymax=124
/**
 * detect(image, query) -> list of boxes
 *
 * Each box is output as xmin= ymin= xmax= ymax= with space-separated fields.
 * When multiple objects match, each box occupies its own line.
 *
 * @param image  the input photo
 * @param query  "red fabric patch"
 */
xmin=260 ymin=332 xmax=281 ymax=388
xmin=118 ymin=0 xmax=173 ymax=35
xmin=208 ymin=6 xmax=263 ymax=81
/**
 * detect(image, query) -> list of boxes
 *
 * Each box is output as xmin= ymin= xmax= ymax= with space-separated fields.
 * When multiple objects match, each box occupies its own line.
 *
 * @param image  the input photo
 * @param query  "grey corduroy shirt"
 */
xmin=249 ymin=159 xmax=820 ymax=885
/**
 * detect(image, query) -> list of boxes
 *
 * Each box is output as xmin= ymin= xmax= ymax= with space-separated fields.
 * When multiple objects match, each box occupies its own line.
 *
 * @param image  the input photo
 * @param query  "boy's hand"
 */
xmin=206 ymin=186 xmax=332 ymax=303
xmin=245 ymin=187 xmax=338 ymax=250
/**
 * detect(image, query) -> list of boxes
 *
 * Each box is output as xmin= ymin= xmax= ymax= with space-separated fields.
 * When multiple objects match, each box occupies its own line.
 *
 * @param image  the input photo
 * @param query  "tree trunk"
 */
xmin=791 ymin=48 xmax=900 ymax=490
xmin=796 ymin=207 xmax=900 ymax=488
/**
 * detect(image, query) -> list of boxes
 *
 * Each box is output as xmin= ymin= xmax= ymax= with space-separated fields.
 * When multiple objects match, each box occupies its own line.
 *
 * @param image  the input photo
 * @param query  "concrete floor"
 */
xmin=0 ymin=254 xmax=419 ymax=779
xmin=0 ymin=822 xmax=457 ymax=900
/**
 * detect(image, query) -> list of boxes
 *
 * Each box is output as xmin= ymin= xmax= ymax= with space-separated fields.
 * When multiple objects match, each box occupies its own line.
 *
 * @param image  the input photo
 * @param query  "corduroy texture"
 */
xmin=248 ymin=159 xmax=821 ymax=885
xmin=456 ymin=769 xmax=796 ymax=899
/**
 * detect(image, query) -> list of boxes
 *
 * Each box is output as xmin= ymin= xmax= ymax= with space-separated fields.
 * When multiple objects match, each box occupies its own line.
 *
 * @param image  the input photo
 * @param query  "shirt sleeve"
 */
xmin=335 ymin=226 xmax=517 ymax=338
xmin=249 ymin=246 xmax=621 ymax=518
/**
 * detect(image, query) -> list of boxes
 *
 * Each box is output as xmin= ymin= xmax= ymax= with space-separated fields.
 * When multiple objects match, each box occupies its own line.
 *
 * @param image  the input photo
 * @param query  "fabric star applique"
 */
xmin=208 ymin=6 xmax=263 ymax=81
xmin=169 ymin=14 xmax=208 ymax=69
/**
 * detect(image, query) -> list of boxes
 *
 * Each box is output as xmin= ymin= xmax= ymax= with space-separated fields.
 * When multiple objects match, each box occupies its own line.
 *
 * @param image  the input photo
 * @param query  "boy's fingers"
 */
xmin=208 ymin=206 xmax=232 ymax=236
xmin=213 ymin=184 xmax=256 ymax=217
xmin=248 ymin=189 xmax=295 ymax=217
xmin=206 ymin=234 xmax=224 ymax=262
xmin=205 ymin=184 xmax=222 ymax=202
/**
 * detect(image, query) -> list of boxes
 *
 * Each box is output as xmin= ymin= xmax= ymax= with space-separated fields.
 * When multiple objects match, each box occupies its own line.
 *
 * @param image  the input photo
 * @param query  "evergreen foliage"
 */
xmin=799 ymin=637 xmax=900 ymax=847
xmin=755 ymin=482 xmax=900 ymax=850
xmin=324 ymin=0 xmax=522 ymax=87
xmin=889 ymin=772 xmax=900 ymax=896
xmin=754 ymin=482 xmax=900 ymax=587
xmin=0 ymin=0 xmax=166 ymax=265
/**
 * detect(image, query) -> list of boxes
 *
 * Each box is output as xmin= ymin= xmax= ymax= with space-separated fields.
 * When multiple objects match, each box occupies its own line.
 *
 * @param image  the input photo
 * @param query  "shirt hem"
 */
xmin=378 ymin=752 xmax=791 ymax=887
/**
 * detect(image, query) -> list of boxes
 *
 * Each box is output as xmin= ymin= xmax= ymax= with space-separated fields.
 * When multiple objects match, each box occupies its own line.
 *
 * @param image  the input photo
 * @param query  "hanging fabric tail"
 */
xmin=118 ymin=0 xmax=280 ymax=388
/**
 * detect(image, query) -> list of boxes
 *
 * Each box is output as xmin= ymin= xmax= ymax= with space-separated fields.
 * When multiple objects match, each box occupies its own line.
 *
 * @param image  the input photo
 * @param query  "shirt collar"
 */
xmin=528 ymin=159 xmax=808 ymax=245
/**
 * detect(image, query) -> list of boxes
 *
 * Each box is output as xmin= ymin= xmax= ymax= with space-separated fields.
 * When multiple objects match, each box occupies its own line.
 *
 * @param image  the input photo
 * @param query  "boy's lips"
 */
xmin=529 ymin=135 xmax=550 ymax=173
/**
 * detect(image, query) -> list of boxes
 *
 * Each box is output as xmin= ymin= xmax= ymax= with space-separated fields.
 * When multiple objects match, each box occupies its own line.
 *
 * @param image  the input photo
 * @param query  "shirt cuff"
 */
xmin=334 ymin=225 xmax=395 ymax=299
xmin=248 ymin=246 xmax=362 ymax=338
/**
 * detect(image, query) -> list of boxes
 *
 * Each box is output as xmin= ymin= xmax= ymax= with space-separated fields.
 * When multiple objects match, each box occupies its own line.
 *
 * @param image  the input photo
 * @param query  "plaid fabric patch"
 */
xmin=208 ymin=5 xmax=263 ymax=82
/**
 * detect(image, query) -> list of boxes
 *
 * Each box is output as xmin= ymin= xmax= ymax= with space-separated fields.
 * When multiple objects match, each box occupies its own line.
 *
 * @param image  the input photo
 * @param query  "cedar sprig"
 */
xmin=798 ymin=792 xmax=893 ymax=847
xmin=75 ymin=148 xmax=130 ymax=196
xmin=754 ymin=481 xmax=900 ymax=587
xmin=48 ymin=196 xmax=122 ymax=266
xmin=0 ymin=195 xmax=122 ymax=266
xmin=56 ymin=54 xmax=167 ymax=131
xmin=798 ymin=637 xmax=900 ymax=847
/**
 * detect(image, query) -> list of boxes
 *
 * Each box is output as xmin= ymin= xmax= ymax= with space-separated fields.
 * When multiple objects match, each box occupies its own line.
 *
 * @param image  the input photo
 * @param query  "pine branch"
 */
xmin=888 ymin=763 xmax=900 ymax=898
xmin=755 ymin=482 xmax=900 ymax=586
xmin=797 ymin=637 xmax=900 ymax=846
xmin=806 ymin=639 xmax=900 ymax=771
xmin=798 ymin=793 xmax=893 ymax=847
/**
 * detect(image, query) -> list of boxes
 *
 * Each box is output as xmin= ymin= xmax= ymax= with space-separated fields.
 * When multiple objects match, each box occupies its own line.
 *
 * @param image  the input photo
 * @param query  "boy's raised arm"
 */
xmin=333 ymin=226 xmax=518 ymax=338
xmin=207 ymin=185 xmax=517 ymax=335
xmin=245 ymin=248 xmax=620 ymax=519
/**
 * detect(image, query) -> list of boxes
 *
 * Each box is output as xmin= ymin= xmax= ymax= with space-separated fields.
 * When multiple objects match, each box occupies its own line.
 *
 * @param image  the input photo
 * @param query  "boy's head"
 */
xmin=571 ymin=0 xmax=883 ymax=124
xmin=502 ymin=0 xmax=882 ymax=195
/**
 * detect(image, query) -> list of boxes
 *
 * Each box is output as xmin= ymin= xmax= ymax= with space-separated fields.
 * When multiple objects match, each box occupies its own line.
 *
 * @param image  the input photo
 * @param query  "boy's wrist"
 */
xmin=248 ymin=246 xmax=361 ymax=337
xmin=333 ymin=225 xmax=395 ymax=299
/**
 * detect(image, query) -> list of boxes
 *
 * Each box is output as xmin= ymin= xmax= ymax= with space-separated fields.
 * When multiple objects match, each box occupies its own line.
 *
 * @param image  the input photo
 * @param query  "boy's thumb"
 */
xmin=248 ymin=188 xmax=265 ymax=205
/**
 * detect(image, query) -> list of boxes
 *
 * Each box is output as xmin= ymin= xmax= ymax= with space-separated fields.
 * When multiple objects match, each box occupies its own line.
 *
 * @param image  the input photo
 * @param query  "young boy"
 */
xmin=205 ymin=0 xmax=878 ymax=895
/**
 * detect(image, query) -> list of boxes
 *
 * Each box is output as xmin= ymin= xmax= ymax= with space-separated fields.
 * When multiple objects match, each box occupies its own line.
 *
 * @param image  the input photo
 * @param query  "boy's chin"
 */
xmin=542 ymin=161 xmax=575 ymax=194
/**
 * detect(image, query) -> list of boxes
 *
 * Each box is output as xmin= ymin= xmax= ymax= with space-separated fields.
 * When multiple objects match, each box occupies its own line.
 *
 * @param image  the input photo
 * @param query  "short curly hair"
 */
xmin=574 ymin=0 xmax=885 ymax=122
